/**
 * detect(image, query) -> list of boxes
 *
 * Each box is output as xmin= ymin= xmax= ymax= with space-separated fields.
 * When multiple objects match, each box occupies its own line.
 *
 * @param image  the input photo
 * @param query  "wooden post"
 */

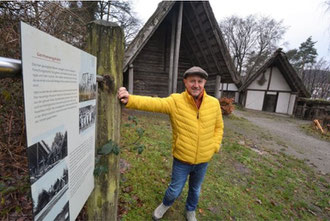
xmin=168 ymin=13 xmax=176 ymax=95
xmin=214 ymin=75 xmax=221 ymax=98
xmin=220 ymin=82 xmax=224 ymax=98
xmin=235 ymin=92 xmax=239 ymax=103
xmin=85 ymin=20 xmax=124 ymax=221
xmin=128 ymin=64 xmax=134 ymax=94
xmin=172 ymin=1 xmax=183 ymax=93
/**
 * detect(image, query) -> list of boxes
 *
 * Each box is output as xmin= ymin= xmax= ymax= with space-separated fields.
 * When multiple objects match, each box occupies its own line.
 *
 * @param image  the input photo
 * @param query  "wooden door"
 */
xmin=262 ymin=94 xmax=277 ymax=112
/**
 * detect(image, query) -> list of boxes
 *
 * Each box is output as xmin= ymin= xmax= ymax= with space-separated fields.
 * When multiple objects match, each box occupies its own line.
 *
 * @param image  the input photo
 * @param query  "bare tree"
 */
xmin=219 ymin=15 xmax=286 ymax=82
xmin=0 ymin=1 xmax=88 ymax=58
xmin=304 ymin=59 xmax=330 ymax=99
xmin=62 ymin=1 xmax=142 ymax=46
xmin=92 ymin=0 xmax=141 ymax=46
xmin=0 ymin=0 xmax=141 ymax=59
xmin=220 ymin=15 xmax=257 ymax=77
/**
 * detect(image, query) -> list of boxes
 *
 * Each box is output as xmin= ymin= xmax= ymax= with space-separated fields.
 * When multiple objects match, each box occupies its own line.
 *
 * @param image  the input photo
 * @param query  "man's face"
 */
xmin=183 ymin=74 xmax=206 ymax=98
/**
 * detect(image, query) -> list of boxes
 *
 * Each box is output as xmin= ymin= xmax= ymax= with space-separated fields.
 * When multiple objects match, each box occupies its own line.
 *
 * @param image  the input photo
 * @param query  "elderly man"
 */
xmin=117 ymin=66 xmax=223 ymax=221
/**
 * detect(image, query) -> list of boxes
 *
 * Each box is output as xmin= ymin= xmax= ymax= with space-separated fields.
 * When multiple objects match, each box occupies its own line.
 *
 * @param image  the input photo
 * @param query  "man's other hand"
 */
xmin=117 ymin=87 xmax=130 ymax=104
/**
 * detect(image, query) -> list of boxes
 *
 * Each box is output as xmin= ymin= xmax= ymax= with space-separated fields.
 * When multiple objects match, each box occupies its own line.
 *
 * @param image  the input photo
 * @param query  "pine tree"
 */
xmin=287 ymin=36 xmax=318 ymax=80
xmin=297 ymin=36 xmax=318 ymax=79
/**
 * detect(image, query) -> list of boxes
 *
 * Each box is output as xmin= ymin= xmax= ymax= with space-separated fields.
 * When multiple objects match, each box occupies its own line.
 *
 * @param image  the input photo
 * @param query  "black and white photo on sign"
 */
xmin=79 ymin=104 xmax=96 ymax=133
xmin=79 ymin=72 xmax=96 ymax=102
xmin=31 ymin=160 xmax=69 ymax=221
xmin=53 ymin=202 xmax=70 ymax=221
xmin=27 ymin=129 xmax=68 ymax=184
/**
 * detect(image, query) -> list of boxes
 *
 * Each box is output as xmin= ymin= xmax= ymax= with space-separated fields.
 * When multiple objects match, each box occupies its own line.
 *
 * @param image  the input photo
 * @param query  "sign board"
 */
xmin=21 ymin=22 xmax=96 ymax=221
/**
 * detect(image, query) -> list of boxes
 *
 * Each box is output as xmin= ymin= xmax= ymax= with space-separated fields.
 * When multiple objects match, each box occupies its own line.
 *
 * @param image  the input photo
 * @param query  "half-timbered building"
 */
xmin=239 ymin=49 xmax=310 ymax=115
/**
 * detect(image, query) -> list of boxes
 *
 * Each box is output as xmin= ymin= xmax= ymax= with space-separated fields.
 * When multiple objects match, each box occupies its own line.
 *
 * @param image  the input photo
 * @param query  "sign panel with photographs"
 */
xmin=21 ymin=22 xmax=96 ymax=221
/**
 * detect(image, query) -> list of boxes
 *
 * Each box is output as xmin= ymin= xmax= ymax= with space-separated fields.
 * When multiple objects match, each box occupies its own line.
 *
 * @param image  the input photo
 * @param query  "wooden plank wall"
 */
xmin=132 ymin=17 xmax=203 ymax=97
xmin=132 ymin=20 xmax=170 ymax=97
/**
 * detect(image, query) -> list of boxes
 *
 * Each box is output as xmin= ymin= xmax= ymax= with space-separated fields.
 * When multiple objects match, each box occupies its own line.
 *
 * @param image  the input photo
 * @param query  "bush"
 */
xmin=219 ymin=97 xmax=235 ymax=115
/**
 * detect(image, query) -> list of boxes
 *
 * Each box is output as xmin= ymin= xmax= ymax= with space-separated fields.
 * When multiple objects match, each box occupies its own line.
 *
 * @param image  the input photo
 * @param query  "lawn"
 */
xmin=118 ymin=110 xmax=330 ymax=221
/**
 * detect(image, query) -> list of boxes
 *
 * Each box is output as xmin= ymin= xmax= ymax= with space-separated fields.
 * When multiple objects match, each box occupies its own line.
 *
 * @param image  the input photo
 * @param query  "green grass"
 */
xmin=226 ymin=113 xmax=248 ymax=121
xmin=119 ymin=110 xmax=330 ymax=220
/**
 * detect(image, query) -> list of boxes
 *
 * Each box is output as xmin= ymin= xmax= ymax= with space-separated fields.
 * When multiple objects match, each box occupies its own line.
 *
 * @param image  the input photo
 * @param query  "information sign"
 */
xmin=21 ymin=22 xmax=96 ymax=221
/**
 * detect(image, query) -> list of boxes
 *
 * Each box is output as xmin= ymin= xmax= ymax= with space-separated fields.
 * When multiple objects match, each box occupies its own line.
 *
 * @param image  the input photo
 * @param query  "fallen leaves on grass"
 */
xmin=255 ymin=199 xmax=262 ymax=204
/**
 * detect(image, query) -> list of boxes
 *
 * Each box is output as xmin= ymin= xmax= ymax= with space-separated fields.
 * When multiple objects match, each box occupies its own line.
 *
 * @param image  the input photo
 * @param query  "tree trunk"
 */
xmin=85 ymin=20 xmax=124 ymax=221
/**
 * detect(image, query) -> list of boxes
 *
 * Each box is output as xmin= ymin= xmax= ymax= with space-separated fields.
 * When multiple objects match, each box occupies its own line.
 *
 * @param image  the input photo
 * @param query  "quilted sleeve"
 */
xmin=125 ymin=94 xmax=174 ymax=114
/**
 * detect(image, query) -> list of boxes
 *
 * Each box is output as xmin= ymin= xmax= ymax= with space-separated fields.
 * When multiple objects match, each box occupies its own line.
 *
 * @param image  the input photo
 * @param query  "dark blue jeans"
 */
xmin=162 ymin=158 xmax=208 ymax=211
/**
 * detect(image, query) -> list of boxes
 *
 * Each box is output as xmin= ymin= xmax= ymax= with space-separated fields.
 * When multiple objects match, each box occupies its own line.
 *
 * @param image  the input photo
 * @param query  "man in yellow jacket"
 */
xmin=118 ymin=66 xmax=223 ymax=221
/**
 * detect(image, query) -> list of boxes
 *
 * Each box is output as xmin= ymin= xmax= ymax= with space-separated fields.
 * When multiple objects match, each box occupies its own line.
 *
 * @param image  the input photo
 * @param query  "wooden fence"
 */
xmin=294 ymin=97 xmax=330 ymax=127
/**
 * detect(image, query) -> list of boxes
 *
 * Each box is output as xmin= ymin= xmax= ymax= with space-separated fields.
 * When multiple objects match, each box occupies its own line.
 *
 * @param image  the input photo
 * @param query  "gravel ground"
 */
xmin=224 ymin=109 xmax=330 ymax=175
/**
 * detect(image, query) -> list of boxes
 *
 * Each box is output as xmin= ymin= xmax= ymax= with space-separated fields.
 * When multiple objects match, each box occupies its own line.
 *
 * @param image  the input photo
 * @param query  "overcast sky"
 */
xmin=132 ymin=0 xmax=330 ymax=62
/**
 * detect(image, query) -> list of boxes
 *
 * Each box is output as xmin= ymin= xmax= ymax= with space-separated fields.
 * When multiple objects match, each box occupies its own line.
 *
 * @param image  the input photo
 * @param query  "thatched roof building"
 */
xmin=123 ymin=1 xmax=238 ymax=97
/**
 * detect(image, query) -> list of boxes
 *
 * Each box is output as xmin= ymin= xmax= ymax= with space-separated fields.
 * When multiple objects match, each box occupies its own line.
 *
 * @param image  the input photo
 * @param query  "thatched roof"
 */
xmin=239 ymin=48 xmax=311 ymax=98
xmin=123 ymin=0 xmax=239 ymax=83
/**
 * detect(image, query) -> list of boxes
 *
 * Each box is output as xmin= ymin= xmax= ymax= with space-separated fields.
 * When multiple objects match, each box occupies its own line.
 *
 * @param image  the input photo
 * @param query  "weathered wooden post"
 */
xmin=168 ymin=13 xmax=176 ymax=95
xmin=172 ymin=1 xmax=183 ymax=93
xmin=214 ymin=75 xmax=221 ymax=99
xmin=85 ymin=20 xmax=124 ymax=220
xmin=128 ymin=64 xmax=134 ymax=94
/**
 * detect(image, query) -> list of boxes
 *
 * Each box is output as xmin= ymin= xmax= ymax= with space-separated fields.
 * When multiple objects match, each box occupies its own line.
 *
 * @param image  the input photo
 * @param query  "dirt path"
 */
xmin=224 ymin=109 xmax=330 ymax=175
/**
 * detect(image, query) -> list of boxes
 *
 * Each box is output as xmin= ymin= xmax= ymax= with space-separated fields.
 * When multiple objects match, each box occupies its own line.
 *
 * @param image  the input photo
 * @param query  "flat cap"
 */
xmin=183 ymin=66 xmax=208 ymax=79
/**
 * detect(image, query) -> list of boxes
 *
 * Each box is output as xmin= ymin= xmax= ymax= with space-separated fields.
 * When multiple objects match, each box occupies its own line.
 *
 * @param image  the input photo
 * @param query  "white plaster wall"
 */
xmin=288 ymin=94 xmax=296 ymax=115
xmin=220 ymin=83 xmax=238 ymax=91
xmin=269 ymin=67 xmax=291 ymax=91
xmin=227 ymin=83 xmax=238 ymax=91
xmin=245 ymin=91 xmax=265 ymax=110
xmin=276 ymin=92 xmax=290 ymax=114
xmin=247 ymin=69 xmax=270 ymax=90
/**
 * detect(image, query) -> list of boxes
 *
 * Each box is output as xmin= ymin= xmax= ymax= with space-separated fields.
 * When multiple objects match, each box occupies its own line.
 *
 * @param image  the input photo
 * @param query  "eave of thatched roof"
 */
xmin=124 ymin=1 xmax=175 ymax=72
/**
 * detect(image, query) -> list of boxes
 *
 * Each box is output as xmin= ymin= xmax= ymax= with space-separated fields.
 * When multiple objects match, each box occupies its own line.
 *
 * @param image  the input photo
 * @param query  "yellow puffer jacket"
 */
xmin=126 ymin=90 xmax=224 ymax=164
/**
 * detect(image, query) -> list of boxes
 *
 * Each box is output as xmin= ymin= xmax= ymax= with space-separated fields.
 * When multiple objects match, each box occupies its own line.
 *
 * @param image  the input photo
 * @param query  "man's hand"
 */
xmin=117 ymin=87 xmax=130 ymax=104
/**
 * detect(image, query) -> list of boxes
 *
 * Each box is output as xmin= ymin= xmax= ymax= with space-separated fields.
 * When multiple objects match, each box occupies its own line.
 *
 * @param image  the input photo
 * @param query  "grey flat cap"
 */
xmin=183 ymin=66 xmax=208 ymax=79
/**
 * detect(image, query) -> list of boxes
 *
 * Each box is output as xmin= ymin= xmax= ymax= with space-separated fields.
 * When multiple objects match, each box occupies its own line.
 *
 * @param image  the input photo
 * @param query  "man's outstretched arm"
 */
xmin=117 ymin=87 xmax=173 ymax=114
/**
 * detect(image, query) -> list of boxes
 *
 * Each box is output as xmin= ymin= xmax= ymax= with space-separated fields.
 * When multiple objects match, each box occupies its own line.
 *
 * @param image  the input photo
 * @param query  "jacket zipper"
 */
xmin=195 ymin=99 xmax=200 ymax=164
xmin=195 ymin=110 xmax=200 ymax=164
xmin=188 ymin=92 xmax=202 ymax=164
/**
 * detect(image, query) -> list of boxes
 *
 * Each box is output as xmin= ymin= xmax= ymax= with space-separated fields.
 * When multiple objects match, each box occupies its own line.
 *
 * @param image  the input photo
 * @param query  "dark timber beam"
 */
xmin=189 ymin=2 xmax=222 ymax=74
xmin=202 ymin=2 xmax=239 ymax=83
xmin=182 ymin=33 xmax=202 ymax=67
xmin=183 ymin=12 xmax=212 ymax=72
